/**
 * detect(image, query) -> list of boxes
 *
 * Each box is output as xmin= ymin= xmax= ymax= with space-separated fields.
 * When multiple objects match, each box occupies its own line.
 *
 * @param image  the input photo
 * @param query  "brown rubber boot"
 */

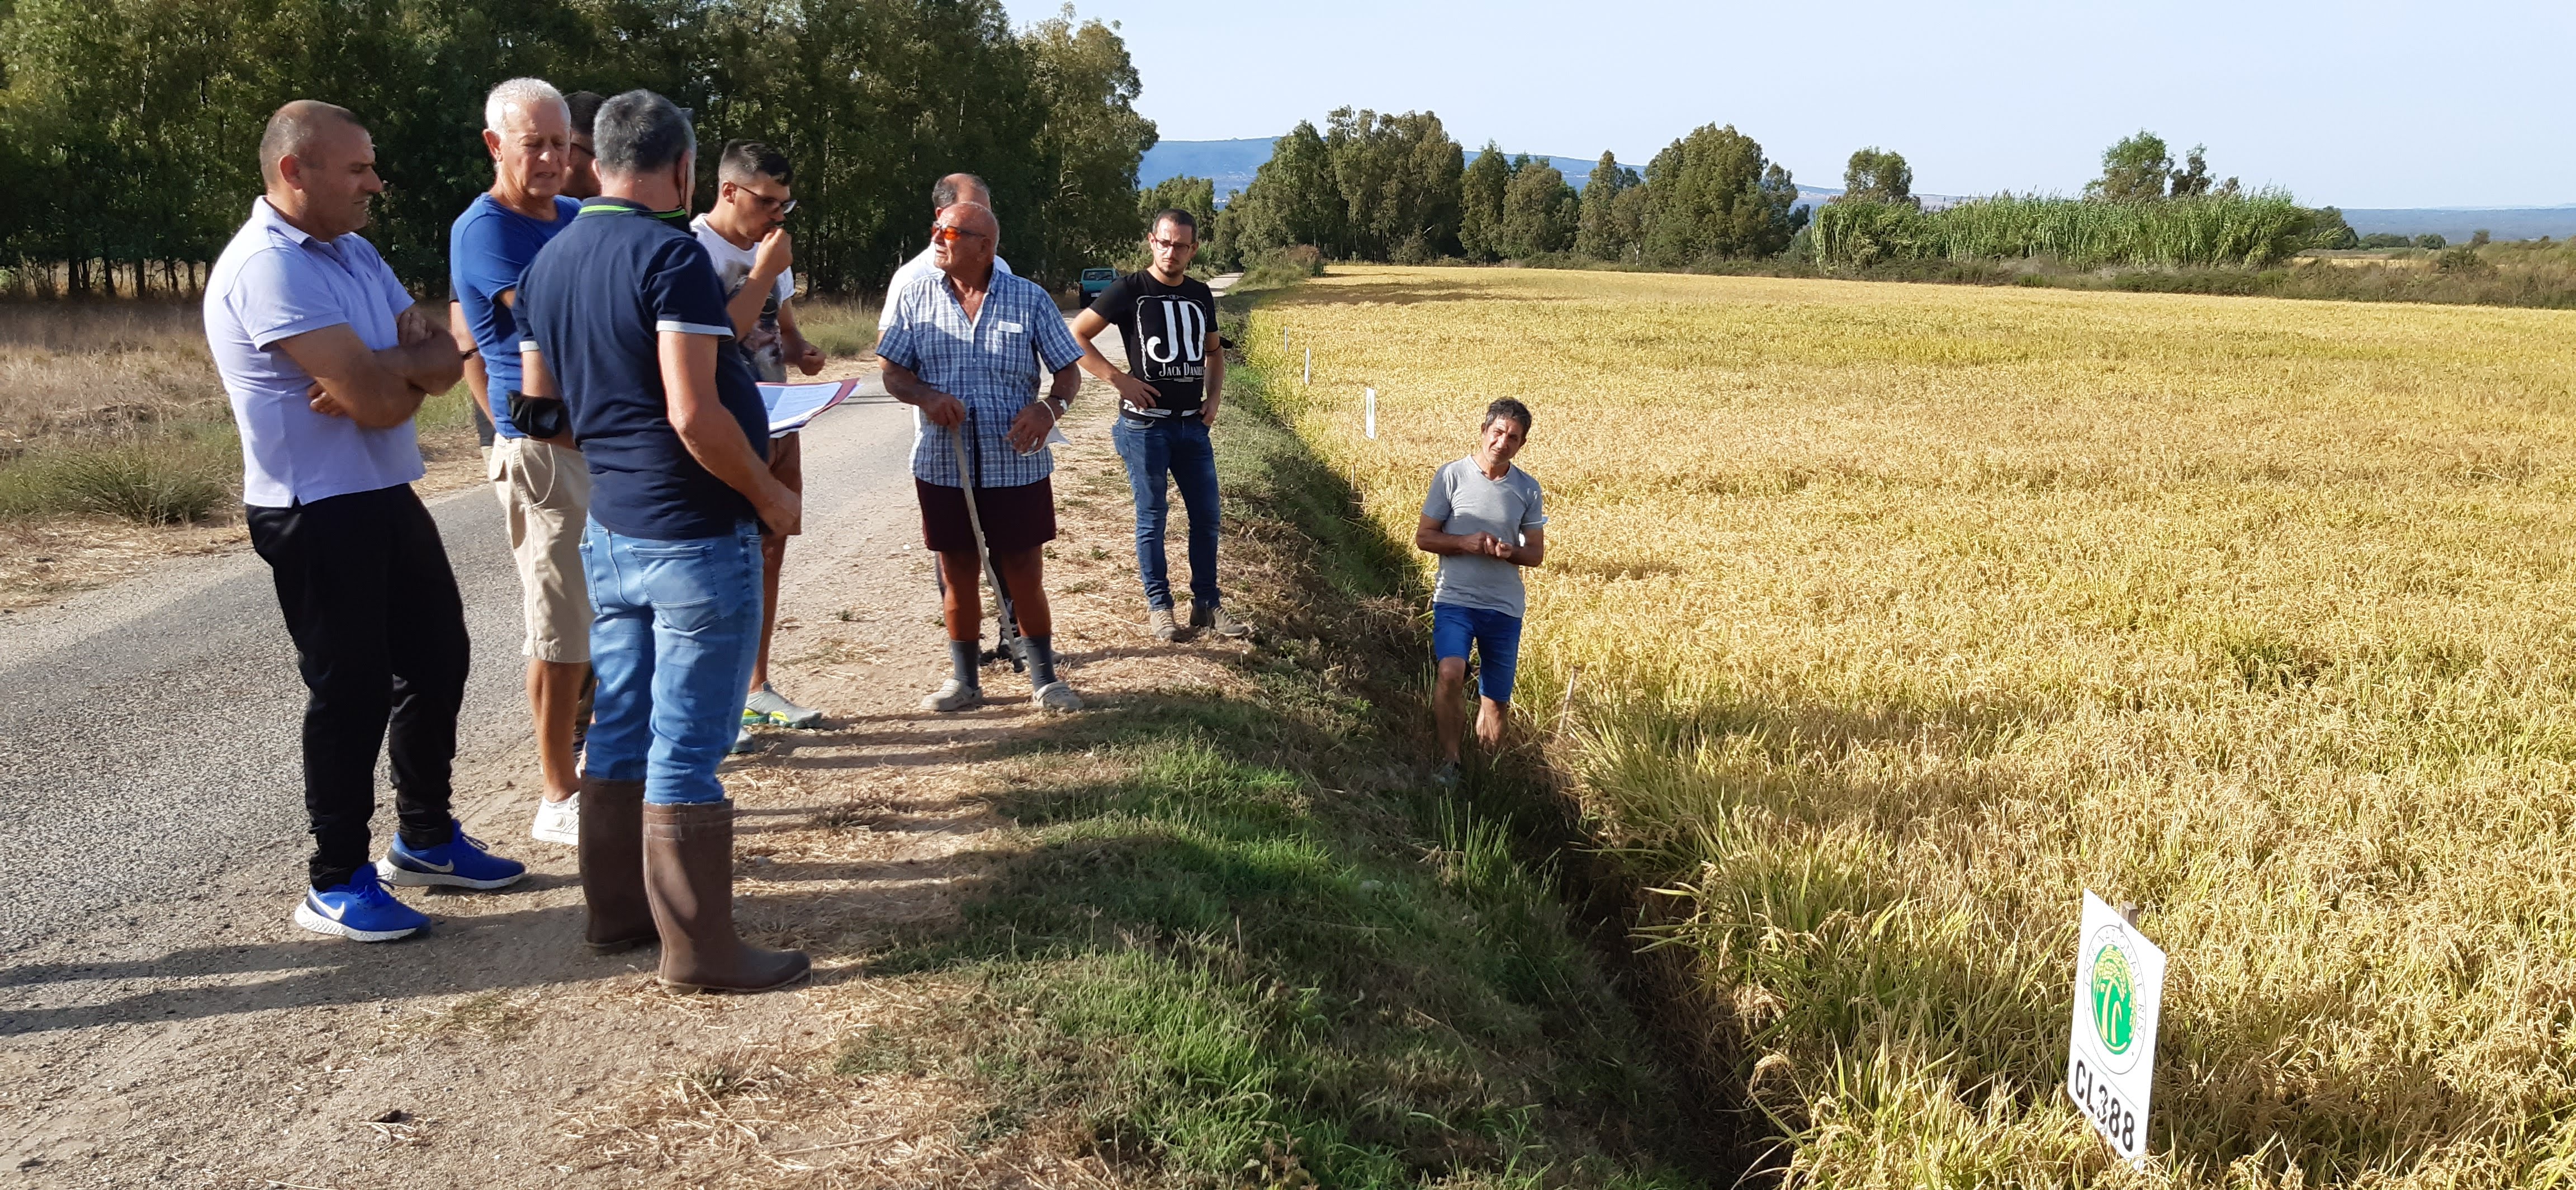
xmin=643 ymin=799 xmax=810 ymax=993
xmin=579 ymin=777 xmax=655 ymax=954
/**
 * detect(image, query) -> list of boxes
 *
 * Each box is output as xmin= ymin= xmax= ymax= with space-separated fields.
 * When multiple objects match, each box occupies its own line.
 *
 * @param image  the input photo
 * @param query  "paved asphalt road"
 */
xmin=0 ymin=385 xmax=917 ymax=953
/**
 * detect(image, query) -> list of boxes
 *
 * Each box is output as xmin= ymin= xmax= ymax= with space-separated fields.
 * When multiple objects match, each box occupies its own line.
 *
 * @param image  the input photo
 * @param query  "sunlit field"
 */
xmin=1251 ymin=266 xmax=2576 ymax=1186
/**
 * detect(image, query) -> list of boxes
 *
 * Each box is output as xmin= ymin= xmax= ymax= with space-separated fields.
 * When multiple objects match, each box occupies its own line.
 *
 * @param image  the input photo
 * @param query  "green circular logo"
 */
xmin=2091 ymin=942 xmax=2136 ymax=1056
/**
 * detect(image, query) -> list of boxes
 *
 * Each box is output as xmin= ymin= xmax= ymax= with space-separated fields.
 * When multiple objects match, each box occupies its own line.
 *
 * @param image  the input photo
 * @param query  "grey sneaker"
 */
xmin=1149 ymin=606 xmax=1181 ymax=642
xmin=1431 ymin=761 xmax=1461 ymax=791
xmin=1191 ymin=603 xmax=1249 ymax=639
xmin=729 ymin=725 xmax=759 ymax=755
xmin=922 ymin=678 xmax=983 ymax=712
xmin=744 ymin=683 xmax=824 ymax=728
xmin=1031 ymin=681 xmax=1084 ymax=712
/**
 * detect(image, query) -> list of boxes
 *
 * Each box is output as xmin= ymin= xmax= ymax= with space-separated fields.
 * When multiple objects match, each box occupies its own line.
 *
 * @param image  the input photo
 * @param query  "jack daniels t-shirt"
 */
xmin=1090 ymin=270 xmax=1216 ymax=423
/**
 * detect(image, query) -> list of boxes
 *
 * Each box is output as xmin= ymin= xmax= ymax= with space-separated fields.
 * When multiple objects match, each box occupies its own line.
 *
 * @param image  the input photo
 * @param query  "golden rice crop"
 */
xmin=1249 ymin=266 xmax=2576 ymax=1187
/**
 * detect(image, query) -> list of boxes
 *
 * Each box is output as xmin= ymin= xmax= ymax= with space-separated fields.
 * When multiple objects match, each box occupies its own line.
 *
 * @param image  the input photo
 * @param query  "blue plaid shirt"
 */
xmin=878 ymin=268 xmax=1084 ymax=488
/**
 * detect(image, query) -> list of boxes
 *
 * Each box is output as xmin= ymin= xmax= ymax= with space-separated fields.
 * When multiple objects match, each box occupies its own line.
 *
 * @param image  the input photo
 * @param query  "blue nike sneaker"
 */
xmin=377 ymin=821 xmax=528 ymax=891
xmin=293 ymin=868 xmax=430 ymax=942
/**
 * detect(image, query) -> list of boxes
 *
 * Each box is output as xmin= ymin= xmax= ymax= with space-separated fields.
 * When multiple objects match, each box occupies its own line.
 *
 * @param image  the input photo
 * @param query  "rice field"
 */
xmin=1249 ymin=266 xmax=2576 ymax=1187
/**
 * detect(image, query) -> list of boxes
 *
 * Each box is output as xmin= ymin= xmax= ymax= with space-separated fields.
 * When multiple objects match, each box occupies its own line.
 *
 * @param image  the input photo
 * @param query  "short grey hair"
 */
xmin=593 ymin=89 xmax=695 ymax=177
xmin=484 ymin=77 xmax=566 ymax=135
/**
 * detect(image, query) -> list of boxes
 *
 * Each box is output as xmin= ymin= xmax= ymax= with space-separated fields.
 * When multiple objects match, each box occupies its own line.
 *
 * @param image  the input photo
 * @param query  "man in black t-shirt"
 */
xmin=1072 ymin=209 xmax=1244 ymax=643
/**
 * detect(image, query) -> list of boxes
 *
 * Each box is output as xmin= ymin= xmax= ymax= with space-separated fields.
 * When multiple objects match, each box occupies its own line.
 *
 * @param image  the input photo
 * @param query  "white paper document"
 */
xmin=760 ymin=379 xmax=859 ymax=437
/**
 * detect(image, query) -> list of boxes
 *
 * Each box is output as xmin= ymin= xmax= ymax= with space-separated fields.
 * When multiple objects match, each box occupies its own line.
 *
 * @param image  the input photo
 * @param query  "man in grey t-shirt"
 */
xmin=1414 ymin=398 xmax=1548 ymax=788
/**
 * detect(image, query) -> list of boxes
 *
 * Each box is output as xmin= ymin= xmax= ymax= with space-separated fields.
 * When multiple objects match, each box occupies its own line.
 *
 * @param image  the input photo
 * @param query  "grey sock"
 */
xmin=948 ymin=639 xmax=980 ymax=687
xmin=1026 ymin=636 xmax=1058 ymax=687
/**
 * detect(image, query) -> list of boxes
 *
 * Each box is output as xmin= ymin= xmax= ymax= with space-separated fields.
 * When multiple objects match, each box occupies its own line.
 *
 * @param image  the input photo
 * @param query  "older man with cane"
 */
xmin=207 ymin=100 xmax=526 ymax=942
xmin=515 ymin=90 xmax=807 ymax=993
xmin=877 ymin=201 xmax=1086 ymax=713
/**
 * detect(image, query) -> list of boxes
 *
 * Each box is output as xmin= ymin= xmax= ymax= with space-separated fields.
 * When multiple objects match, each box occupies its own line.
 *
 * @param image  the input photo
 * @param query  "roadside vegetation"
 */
xmin=0 ymin=300 xmax=478 ymax=528
xmin=1257 ymin=265 xmax=2576 ymax=1187
xmin=824 ymin=344 xmax=1705 ymax=1188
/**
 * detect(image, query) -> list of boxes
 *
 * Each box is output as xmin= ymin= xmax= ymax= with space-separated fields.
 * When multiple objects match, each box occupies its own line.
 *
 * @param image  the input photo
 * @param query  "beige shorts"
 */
xmin=488 ymin=436 xmax=593 ymax=663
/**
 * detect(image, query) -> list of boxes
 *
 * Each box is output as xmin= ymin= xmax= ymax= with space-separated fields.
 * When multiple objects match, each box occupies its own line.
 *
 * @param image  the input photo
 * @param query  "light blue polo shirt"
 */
xmin=204 ymin=199 xmax=425 ymax=508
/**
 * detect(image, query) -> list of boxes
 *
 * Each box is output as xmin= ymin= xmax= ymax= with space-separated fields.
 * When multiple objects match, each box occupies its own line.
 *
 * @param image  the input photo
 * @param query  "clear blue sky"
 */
xmin=1005 ymin=0 xmax=2572 ymax=209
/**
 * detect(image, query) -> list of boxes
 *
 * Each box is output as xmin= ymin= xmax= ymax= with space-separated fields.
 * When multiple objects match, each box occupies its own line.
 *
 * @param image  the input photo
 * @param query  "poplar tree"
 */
xmin=1459 ymin=143 xmax=1511 ymax=261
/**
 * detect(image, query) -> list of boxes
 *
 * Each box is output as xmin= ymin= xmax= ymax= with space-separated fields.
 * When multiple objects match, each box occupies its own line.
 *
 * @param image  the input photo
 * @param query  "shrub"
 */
xmin=1236 ymin=245 xmax=1324 ymax=292
xmin=0 ymin=426 xmax=236 ymax=524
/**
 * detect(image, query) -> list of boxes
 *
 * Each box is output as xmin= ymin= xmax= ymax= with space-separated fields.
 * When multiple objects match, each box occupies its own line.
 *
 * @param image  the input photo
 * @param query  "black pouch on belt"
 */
xmin=505 ymin=390 xmax=569 ymax=440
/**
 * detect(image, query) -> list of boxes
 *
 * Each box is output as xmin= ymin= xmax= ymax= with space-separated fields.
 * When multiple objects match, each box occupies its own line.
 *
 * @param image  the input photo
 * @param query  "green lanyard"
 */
xmin=577 ymin=202 xmax=689 ymax=222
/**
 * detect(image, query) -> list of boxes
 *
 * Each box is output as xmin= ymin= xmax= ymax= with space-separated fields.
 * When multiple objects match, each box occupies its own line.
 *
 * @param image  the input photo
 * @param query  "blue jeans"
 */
xmin=580 ymin=520 xmax=763 ymax=805
xmin=1432 ymin=603 xmax=1523 ymax=703
xmin=1111 ymin=416 xmax=1220 ymax=611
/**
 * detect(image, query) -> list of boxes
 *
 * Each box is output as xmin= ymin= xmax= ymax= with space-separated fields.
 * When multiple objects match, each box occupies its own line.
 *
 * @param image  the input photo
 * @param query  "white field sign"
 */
xmin=1366 ymin=387 xmax=1377 ymax=439
xmin=2066 ymin=890 xmax=2166 ymax=1167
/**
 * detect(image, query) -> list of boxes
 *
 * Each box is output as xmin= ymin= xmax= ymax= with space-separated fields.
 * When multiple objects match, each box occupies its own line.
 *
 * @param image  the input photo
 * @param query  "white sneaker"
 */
xmin=922 ymin=679 xmax=983 ymax=712
xmin=1031 ymin=681 xmax=1083 ymax=712
xmin=529 ymin=792 xmax=579 ymax=846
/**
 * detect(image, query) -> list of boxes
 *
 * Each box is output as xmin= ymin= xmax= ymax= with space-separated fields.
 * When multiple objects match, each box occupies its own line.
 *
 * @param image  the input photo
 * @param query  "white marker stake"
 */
xmin=1365 ymin=388 xmax=1377 ymax=439
xmin=2066 ymin=890 xmax=2165 ymax=1168
xmin=1304 ymin=346 xmax=1312 ymax=386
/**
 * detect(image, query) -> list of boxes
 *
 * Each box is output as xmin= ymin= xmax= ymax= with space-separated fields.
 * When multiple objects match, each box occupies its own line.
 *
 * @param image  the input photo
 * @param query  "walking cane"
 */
xmin=949 ymin=409 xmax=1024 ymax=672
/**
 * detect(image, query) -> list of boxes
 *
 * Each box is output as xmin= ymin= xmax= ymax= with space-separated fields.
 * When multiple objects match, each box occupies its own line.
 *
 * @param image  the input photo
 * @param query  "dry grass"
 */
xmin=796 ymin=295 xmax=882 ymax=361
xmin=1252 ymin=265 xmax=2576 ymax=1186
xmin=0 ymin=299 xmax=221 ymax=451
xmin=0 ymin=299 xmax=486 ymax=607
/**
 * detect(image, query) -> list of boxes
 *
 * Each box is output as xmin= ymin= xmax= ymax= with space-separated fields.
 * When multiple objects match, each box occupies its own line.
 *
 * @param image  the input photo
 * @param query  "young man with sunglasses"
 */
xmin=692 ymin=141 xmax=827 ymax=746
xmin=1071 ymin=209 xmax=1243 ymax=643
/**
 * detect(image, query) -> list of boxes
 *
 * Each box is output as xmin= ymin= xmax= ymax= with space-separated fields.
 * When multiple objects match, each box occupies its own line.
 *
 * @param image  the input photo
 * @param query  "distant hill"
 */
xmin=2340 ymin=207 xmax=2576 ymax=242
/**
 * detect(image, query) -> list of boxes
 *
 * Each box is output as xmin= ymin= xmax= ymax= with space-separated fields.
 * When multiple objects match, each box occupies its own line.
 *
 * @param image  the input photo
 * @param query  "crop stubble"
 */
xmin=1253 ymin=266 xmax=2576 ymax=1186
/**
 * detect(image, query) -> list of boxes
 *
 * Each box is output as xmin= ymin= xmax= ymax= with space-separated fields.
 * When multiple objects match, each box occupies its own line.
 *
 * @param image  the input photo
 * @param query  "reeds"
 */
xmin=1813 ymin=193 xmax=2322 ymax=270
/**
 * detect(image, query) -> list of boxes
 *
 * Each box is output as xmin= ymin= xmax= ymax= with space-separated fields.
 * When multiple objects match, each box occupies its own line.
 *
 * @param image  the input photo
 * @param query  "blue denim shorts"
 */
xmin=1432 ymin=602 xmax=1523 ymax=703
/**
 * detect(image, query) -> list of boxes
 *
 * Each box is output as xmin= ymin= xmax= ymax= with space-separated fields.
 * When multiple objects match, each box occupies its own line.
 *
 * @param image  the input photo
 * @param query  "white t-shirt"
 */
xmin=690 ymin=214 xmax=794 ymax=380
xmin=886 ymin=245 xmax=1013 ymax=435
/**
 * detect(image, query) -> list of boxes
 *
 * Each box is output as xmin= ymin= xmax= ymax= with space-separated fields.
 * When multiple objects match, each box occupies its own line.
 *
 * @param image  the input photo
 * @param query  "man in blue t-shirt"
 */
xmin=516 ymin=89 xmax=806 ymax=994
xmin=448 ymin=77 xmax=590 ymax=851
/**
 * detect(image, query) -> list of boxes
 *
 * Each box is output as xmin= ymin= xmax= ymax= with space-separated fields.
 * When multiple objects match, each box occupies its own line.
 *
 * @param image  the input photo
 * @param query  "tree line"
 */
xmin=1173 ymin=109 xmax=1808 ymax=270
xmin=0 ymin=0 xmax=1156 ymax=298
xmin=1154 ymin=119 xmax=2357 ymax=275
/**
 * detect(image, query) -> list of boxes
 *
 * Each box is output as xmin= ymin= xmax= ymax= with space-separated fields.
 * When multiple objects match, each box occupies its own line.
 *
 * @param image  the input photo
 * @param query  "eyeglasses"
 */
xmin=732 ymin=183 xmax=795 ymax=215
xmin=930 ymin=224 xmax=990 ymax=243
xmin=1149 ymin=236 xmax=1197 ymax=251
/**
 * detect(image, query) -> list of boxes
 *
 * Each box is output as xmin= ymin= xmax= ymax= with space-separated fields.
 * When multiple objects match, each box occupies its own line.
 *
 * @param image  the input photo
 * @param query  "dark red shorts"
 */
xmin=917 ymin=477 xmax=1057 ymax=555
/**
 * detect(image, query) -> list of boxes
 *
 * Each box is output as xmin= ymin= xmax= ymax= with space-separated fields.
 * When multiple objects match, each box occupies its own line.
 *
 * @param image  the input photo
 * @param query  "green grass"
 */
xmin=845 ymin=347 xmax=1704 ymax=1188
xmin=795 ymin=295 xmax=880 ymax=359
xmin=0 ymin=416 xmax=237 ymax=523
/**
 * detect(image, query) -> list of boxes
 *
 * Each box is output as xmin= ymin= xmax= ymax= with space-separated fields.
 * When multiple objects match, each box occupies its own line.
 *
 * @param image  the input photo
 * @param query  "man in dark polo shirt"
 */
xmin=515 ymin=89 xmax=807 ymax=994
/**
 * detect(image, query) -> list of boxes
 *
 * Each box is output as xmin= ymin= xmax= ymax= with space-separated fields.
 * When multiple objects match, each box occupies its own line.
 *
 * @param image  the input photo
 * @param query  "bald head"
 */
xmin=259 ymin=101 xmax=362 ymax=187
xmin=931 ymin=201 xmax=998 ymax=281
xmin=932 ymin=172 xmax=990 ymax=212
